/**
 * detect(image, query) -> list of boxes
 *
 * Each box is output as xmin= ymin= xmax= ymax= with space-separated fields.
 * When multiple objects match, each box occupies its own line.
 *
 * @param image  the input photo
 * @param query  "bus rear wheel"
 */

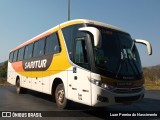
xmin=55 ymin=83 xmax=69 ymax=109
xmin=16 ymin=79 xmax=27 ymax=94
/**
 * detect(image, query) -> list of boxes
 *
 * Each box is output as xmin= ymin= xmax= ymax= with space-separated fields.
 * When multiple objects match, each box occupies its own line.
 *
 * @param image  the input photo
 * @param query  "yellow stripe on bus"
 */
xmin=15 ymin=29 xmax=72 ymax=78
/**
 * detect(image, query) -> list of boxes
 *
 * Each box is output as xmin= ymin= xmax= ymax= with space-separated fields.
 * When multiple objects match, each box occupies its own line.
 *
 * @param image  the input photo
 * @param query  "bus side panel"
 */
xmin=7 ymin=62 xmax=16 ymax=85
xmin=42 ymin=74 xmax=50 ymax=94
xmin=21 ymin=73 xmax=32 ymax=89
xmin=30 ymin=72 xmax=42 ymax=92
xmin=67 ymin=67 xmax=92 ymax=106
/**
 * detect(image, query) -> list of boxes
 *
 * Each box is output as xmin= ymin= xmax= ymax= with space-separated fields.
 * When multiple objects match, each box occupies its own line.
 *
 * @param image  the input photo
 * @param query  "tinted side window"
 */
xmin=17 ymin=47 xmax=24 ymax=61
xmin=9 ymin=52 xmax=14 ymax=62
xmin=24 ymin=44 xmax=33 ymax=59
xmin=75 ymin=40 xmax=88 ymax=64
xmin=45 ymin=32 xmax=60 ymax=55
xmin=13 ymin=50 xmax=18 ymax=62
xmin=33 ymin=38 xmax=45 ymax=57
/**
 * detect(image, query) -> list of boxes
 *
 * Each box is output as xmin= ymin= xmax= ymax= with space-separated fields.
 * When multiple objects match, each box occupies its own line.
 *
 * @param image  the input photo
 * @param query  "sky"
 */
xmin=0 ymin=0 xmax=159 ymax=67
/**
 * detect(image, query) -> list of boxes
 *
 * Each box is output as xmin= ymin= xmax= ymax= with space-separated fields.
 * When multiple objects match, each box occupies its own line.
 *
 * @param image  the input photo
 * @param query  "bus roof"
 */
xmin=11 ymin=19 xmax=128 ymax=52
xmin=60 ymin=19 xmax=128 ymax=34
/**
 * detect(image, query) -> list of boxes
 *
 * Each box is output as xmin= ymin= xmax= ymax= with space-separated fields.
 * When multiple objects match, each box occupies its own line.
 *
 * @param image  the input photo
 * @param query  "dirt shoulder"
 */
xmin=0 ymin=77 xmax=13 ymax=86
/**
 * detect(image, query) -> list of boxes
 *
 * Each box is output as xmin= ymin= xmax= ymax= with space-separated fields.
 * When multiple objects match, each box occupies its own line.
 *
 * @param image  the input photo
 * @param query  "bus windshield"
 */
xmin=94 ymin=27 xmax=142 ymax=78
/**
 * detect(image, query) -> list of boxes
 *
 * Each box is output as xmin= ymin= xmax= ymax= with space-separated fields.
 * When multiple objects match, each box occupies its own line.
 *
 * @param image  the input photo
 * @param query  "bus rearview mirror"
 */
xmin=79 ymin=27 xmax=102 ymax=48
xmin=134 ymin=39 xmax=152 ymax=55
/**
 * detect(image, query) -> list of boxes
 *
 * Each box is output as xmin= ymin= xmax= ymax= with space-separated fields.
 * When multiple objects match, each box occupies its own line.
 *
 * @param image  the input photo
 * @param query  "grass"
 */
xmin=145 ymin=84 xmax=160 ymax=90
xmin=144 ymin=79 xmax=160 ymax=90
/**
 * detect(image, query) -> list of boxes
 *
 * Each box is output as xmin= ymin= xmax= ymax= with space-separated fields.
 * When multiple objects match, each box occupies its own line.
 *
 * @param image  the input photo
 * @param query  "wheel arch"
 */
xmin=15 ymin=75 xmax=20 ymax=85
xmin=51 ymin=78 xmax=63 ymax=101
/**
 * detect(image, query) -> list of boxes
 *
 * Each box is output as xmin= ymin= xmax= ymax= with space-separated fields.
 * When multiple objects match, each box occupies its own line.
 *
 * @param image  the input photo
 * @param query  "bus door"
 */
xmin=68 ymin=37 xmax=92 ymax=106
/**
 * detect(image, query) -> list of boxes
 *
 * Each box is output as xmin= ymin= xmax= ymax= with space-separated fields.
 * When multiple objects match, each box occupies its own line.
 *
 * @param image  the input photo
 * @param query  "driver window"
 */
xmin=75 ymin=38 xmax=88 ymax=66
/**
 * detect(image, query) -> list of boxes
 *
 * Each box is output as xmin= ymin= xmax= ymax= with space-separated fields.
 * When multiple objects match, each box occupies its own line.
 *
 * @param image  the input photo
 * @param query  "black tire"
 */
xmin=55 ymin=83 xmax=70 ymax=109
xmin=16 ymin=79 xmax=27 ymax=94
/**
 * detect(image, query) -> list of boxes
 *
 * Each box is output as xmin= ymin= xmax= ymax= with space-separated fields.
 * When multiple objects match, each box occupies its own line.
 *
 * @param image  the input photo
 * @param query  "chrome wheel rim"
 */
xmin=57 ymin=89 xmax=64 ymax=105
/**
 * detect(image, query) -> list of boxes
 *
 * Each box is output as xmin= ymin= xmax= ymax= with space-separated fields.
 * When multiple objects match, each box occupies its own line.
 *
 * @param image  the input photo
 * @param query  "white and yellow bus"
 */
xmin=7 ymin=19 xmax=152 ymax=109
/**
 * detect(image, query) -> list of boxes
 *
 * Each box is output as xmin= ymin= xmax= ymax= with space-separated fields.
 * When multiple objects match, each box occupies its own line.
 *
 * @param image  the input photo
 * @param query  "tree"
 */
xmin=0 ymin=61 xmax=8 ymax=78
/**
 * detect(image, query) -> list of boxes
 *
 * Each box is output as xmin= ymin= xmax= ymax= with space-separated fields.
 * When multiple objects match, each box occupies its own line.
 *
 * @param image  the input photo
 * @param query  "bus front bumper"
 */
xmin=91 ymin=84 xmax=144 ymax=107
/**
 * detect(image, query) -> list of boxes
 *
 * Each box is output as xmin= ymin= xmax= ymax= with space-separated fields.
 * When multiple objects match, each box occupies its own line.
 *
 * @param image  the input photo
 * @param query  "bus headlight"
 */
xmin=101 ymin=83 xmax=107 ymax=89
xmin=90 ymin=79 xmax=114 ymax=90
xmin=91 ymin=79 xmax=101 ymax=86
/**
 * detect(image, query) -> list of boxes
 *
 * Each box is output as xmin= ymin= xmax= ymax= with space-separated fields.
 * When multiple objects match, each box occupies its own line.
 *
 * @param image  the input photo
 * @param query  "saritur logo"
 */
xmin=25 ymin=59 xmax=47 ymax=69
xmin=22 ymin=55 xmax=53 ymax=71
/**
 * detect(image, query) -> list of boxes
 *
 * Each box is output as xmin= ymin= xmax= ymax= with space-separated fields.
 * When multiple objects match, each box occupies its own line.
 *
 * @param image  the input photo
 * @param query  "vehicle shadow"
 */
xmin=83 ymin=98 xmax=160 ymax=119
xmin=27 ymin=89 xmax=160 ymax=119
xmin=7 ymin=87 xmax=160 ymax=119
xmin=27 ymin=88 xmax=91 ymax=110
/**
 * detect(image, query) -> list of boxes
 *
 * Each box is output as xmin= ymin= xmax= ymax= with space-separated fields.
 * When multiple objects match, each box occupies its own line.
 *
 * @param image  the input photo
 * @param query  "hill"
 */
xmin=143 ymin=64 xmax=160 ymax=90
xmin=150 ymin=64 xmax=160 ymax=69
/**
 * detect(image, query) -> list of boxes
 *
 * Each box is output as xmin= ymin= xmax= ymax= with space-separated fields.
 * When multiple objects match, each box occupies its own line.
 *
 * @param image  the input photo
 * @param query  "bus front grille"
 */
xmin=115 ymin=95 xmax=141 ymax=103
xmin=113 ymin=87 xmax=143 ymax=94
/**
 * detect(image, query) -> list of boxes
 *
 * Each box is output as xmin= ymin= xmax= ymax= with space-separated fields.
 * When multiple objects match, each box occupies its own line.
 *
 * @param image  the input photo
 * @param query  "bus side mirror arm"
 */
xmin=134 ymin=39 xmax=152 ymax=55
xmin=79 ymin=27 xmax=102 ymax=48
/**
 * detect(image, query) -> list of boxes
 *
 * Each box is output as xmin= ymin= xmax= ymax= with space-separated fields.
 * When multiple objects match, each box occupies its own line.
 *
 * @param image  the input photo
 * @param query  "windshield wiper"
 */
xmin=116 ymin=60 xmax=122 ymax=78
xmin=130 ymin=41 xmax=141 ymax=74
xmin=116 ymin=50 xmax=126 ymax=78
xmin=126 ymin=49 xmax=140 ymax=75
xmin=116 ymin=48 xmax=140 ymax=78
xmin=131 ymin=41 xmax=135 ymax=53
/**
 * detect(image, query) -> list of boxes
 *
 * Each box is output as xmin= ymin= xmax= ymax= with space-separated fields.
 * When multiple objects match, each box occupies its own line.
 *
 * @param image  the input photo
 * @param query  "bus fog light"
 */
xmin=105 ymin=84 xmax=115 ymax=91
xmin=97 ymin=95 xmax=109 ymax=102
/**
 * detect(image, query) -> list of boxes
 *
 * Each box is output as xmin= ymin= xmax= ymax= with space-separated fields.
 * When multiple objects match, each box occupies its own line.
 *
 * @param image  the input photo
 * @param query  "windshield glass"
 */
xmin=93 ymin=27 xmax=142 ymax=78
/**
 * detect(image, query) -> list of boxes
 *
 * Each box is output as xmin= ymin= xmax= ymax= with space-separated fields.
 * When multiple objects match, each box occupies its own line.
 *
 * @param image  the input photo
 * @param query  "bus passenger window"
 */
xmin=33 ymin=38 xmax=45 ymax=57
xmin=9 ymin=52 xmax=14 ymax=62
xmin=13 ymin=50 xmax=18 ymax=62
xmin=17 ymin=47 xmax=24 ymax=61
xmin=45 ymin=32 xmax=60 ymax=55
xmin=24 ymin=44 xmax=33 ymax=59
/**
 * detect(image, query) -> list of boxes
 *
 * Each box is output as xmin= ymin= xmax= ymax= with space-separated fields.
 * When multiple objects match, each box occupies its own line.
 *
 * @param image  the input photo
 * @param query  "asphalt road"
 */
xmin=0 ymin=86 xmax=160 ymax=120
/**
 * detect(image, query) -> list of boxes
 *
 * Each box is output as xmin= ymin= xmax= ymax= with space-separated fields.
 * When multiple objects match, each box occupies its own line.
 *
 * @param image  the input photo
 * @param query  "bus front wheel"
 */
xmin=55 ymin=83 xmax=69 ymax=109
